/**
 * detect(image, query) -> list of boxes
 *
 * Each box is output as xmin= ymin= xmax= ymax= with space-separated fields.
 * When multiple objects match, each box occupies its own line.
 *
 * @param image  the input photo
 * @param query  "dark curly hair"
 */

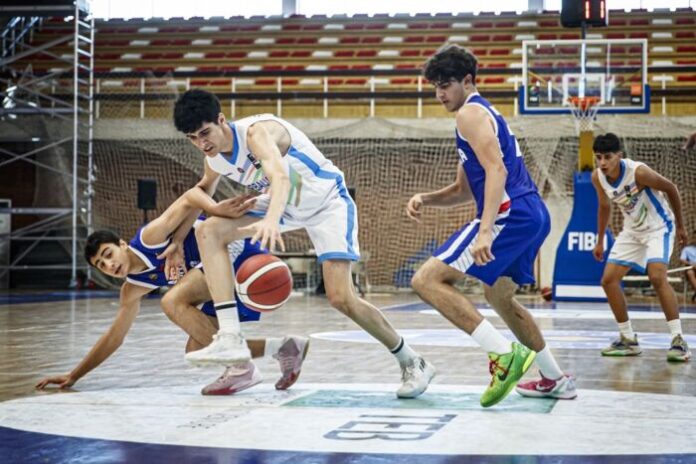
xmin=593 ymin=132 xmax=623 ymax=154
xmin=423 ymin=44 xmax=478 ymax=85
xmin=173 ymin=89 xmax=222 ymax=134
xmin=84 ymin=229 xmax=121 ymax=267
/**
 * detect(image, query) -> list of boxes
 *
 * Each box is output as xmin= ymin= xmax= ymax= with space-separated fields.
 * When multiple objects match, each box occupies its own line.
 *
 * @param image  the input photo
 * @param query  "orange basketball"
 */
xmin=235 ymin=254 xmax=293 ymax=312
xmin=541 ymin=286 xmax=553 ymax=302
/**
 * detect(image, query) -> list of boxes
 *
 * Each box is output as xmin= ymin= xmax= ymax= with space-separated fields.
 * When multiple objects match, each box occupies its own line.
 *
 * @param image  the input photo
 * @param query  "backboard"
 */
xmin=519 ymin=39 xmax=650 ymax=115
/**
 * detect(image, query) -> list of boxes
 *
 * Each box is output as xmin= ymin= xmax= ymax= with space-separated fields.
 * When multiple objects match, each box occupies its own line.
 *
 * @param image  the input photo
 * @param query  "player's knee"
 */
xmin=648 ymin=272 xmax=667 ymax=289
xmin=411 ymin=266 xmax=436 ymax=295
xmin=160 ymin=291 xmax=180 ymax=319
xmin=195 ymin=219 xmax=224 ymax=245
xmin=601 ymin=274 xmax=619 ymax=288
xmin=326 ymin=287 xmax=355 ymax=315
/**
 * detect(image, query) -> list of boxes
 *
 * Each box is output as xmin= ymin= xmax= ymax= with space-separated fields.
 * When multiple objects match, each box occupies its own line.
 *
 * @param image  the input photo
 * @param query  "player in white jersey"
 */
xmin=168 ymin=89 xmax=435 ymax=399
xmin=591 ymin=133 xmax=690 ymax=362
xmin=36 ymin=190 xmax=309 ymax=394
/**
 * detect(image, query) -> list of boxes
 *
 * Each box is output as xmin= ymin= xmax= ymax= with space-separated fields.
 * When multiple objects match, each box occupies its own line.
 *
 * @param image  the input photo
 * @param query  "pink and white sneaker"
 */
xmin=515 ymin=373 xmax=577 ymax=400
xmin=201 ymin=361 xmax=262 ymax=396
xmin=273 ymin=335 xmax=310 ymax=390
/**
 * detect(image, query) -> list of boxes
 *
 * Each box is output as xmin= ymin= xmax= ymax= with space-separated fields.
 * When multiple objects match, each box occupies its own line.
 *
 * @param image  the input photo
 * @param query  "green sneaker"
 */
xmin=601 ymin=334 xmax=642 ymax=356
xmin=480 ymin=342 xmax=536 ymax=408
xmin=667 ymin=335 xmax=691 ymax=362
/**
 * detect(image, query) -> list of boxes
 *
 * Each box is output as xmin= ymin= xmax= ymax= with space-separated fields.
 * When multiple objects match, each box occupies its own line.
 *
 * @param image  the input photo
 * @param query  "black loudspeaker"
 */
xmin=137 ymin=179 xmax=157 ymax=210
xmin=561 ymin=0 xmax=608 ymax=28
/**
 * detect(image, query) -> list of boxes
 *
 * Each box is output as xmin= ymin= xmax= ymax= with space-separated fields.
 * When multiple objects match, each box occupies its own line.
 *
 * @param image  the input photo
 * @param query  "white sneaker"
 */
xmin=185 ymin=332 xmax=251 ymax=366
xmin=201 ymin=361 xmax=262 ymax=396
xmin=397 ymin=357 xmax=436 ymax=399
xmin=273 ymin=335 xmax=310 ymax=390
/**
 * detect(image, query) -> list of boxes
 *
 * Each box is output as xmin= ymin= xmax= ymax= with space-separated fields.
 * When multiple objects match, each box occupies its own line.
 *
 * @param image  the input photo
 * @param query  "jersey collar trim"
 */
xmin=609 ymin=159 xmax=626 ymax=188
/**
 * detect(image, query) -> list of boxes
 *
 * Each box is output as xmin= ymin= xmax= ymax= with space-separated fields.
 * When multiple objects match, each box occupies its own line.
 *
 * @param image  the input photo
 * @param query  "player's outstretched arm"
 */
xmin=239 ymin=120 xmax=291 ymax=252
xmin=591 ymin=170 xmax=611 ymax=262
xmin=406 ymin=165 xmax=473 ymax=222
xmin=35 ymin=283 xmax=150 ymax=390
xmin=635 ymin=165 xmax=688 ymax=246
xmin=457 ymin=105 xmax=507 ymax=266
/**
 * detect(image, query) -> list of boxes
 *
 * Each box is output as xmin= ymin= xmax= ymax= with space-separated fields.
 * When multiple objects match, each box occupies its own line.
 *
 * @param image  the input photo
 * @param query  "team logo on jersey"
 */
xmin=149 ymin=273 xmax=158 ymax=281
xmin=237 ymin=167 xmax=245 ymax=174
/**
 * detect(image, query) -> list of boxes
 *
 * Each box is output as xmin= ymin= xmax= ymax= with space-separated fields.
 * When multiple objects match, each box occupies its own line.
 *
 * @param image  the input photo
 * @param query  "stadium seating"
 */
xmin=17 ymin=8 xmax=696 ymax=116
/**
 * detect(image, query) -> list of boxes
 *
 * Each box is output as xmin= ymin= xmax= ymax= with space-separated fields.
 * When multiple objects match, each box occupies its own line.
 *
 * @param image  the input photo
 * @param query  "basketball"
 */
xmin=541 ymin=287 xmax=553 ymax=302
xmin=235 ymin=255 xmax=293 ymax=312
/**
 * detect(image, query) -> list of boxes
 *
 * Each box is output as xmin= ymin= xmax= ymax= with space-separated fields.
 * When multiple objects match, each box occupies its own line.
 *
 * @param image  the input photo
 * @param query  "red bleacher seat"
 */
xmin=276 ymin=38 xmax=296 ymax=44
xmin=471 ymin=35 xmax=490 ymax=42
xmin=297 ymin=37 xmax=318 ymax=44
xmin=408 ymin=23 xmax=429 ymax=29
xmin=270 ymin=51 xmax=290 ymax=58
xmin=335 ymin=51 xmax=355 ymax=57
xmin=677 ymin=46 xmax=696 ymax=53
xmin=340 ymin=37 xmax=360 ymax=44
xmin=291 ymin=51 xmax=311 ymax=57
xmin=362 ymin=36 xmax=381 ymax=44
xmin=676 ymin=31 xmax=695 ymax=39
xmin=483 ymin=77 xmax=505 ymax=84
xmin=675 ymin=18 xmax=695 ymax=25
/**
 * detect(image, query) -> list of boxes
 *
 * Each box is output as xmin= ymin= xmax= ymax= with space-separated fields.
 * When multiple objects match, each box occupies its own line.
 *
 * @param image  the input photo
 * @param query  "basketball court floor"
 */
xmin=1 ymin=290 xmax=695 ymax=463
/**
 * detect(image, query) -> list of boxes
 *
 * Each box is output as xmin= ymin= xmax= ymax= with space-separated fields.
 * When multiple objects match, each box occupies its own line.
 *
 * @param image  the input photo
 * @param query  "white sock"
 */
xmin=214 ymin=301 xmax=241 ymax=334
xmin=667 ymin=319 xmax=682 ymax=338
xmin=390 ymin=337 xmax=419 ymax=367
xmin=535 ymin=345 xmax=564 ymax=380
xmin=471 ymin=319 xmax=512 ymax=355
xmin=618 ymin=320 xmax=635 ymax=340
xmin=264 ymin=337 xmax=285 ymax=358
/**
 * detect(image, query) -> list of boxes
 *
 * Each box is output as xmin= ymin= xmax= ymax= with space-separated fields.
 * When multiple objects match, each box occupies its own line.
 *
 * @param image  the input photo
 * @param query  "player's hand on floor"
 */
xmin=240 ymin=218 xmax=285 ymax=253
xmin=35 ymin=374 xmax=76 ymax=390
xmin=157 ymin=241 xmax=186 ymax=283
xmin=213 ymin=194 xmax=257 ymax=219
xmin=406 ymin=194 xmax=424 ymax=223
xmin=471 ymin=231 xmax=494 ymax=266
xmin=592 ymin=243 xmax=605 ymax=262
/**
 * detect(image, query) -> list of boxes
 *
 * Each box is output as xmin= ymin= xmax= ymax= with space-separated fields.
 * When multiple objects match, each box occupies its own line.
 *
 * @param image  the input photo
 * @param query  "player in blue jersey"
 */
xmin=166 ymin=89 xmax=435 ymax=399
xmin=407 ymin=45 xmax=576 ymax=407
xmin=36 ymin=189 xmax=309 ymax=395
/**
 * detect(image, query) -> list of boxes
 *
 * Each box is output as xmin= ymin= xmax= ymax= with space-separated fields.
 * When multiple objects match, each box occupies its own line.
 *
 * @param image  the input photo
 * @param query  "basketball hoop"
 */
xmin=568 ymin=96 xmax=601 ymax=134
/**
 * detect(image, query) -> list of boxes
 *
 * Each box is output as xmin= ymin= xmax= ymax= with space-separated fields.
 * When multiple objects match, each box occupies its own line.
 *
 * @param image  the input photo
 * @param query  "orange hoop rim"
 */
xmin=568 ymin=96 xmax=601 ymax=111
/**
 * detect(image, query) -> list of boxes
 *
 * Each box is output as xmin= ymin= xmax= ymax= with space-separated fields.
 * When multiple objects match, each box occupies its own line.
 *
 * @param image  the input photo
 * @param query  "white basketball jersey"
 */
xmin=206 ymin=114 xmax=345 ymax=215
xmin=597 ymin=158 xmax=674 ymax=233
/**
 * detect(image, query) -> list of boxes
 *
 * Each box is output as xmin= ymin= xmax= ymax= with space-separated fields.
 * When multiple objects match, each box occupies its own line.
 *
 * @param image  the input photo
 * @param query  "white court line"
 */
xmin=419 ymin=308 xmax=696 ymax=320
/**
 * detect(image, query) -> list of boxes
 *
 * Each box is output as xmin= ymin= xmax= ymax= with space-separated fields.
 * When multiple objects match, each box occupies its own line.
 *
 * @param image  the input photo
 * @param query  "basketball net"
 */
xmin=568 ymin=96 xmax=601 ymax=171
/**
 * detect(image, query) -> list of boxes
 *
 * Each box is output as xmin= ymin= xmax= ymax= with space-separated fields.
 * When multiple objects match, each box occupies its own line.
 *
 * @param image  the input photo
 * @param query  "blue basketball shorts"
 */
xmin=433 ymin=193 xmax=550 ymax=286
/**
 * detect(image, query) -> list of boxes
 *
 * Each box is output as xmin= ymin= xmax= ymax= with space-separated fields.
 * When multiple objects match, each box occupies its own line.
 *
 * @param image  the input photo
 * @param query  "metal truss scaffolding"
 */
xmin=0 ymin=0 xmax=94 ymax=287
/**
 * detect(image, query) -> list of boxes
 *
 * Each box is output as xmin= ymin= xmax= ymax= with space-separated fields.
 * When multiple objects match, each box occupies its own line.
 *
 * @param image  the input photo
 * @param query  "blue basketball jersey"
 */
xmin=126 ymin=226 xmax=202 ymax=289
xmin=125 ymin=221 xmax=266 ymax=322
xmin=455 ymin=93 xmax=537 ymax=218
